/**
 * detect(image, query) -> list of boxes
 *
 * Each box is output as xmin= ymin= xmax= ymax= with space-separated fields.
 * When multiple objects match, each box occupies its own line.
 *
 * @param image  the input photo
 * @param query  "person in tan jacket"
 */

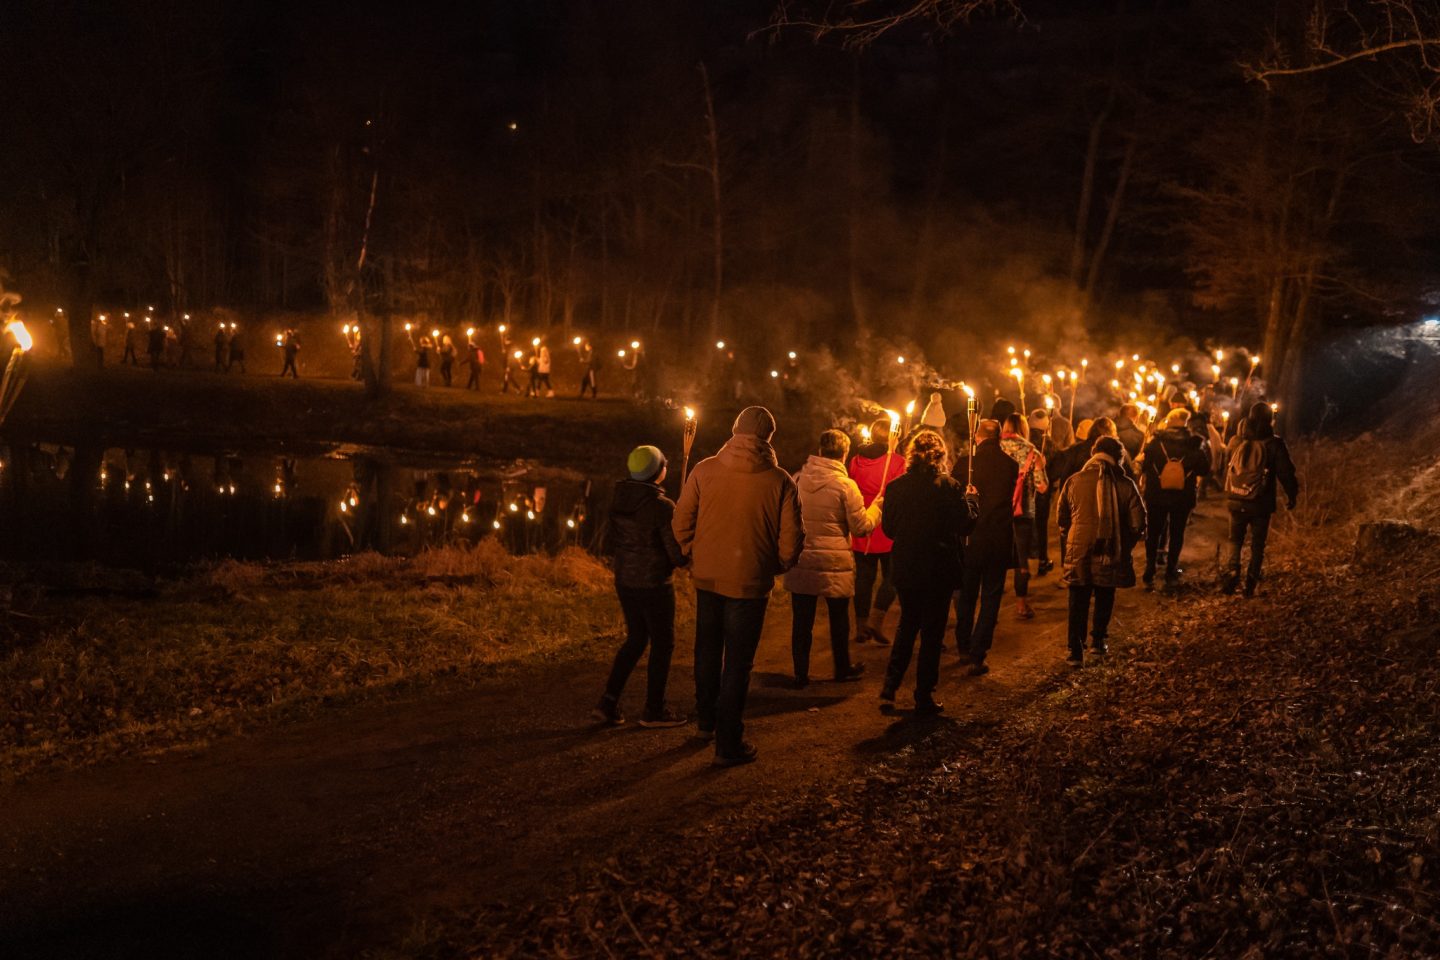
xmin=674 ymin=405 xmax=803 ymax=766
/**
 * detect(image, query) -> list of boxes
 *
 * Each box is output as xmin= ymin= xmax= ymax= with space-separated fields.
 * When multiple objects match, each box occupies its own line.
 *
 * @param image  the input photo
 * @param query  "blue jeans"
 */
xmin=694 ymin=590 xmax=769 ymax=757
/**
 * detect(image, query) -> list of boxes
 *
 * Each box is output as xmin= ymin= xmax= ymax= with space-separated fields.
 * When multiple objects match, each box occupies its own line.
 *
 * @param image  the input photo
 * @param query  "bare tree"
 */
xmin=769 ymin=0 xmax=1017 ymax=47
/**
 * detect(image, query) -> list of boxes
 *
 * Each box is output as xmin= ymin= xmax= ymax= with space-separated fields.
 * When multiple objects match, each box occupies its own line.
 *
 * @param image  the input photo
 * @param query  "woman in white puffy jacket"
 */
xmin=785 ymin=429 xmax=883 ymax=687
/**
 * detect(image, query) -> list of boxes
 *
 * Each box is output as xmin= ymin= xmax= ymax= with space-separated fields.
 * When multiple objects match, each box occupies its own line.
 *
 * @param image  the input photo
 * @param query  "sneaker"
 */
xmin=966 ymin=661 xmax=990 ymax=677
xmin=1037 ymin=560 xmax=1054 ymax=576
xmin=1066 ymin=654 xmax=1084 ymax=669
xmin=955 ymin=651 xmax=977 ymax=666
xmin=591 ymin=697 xmax=623 ymax=726
xmin=878 ymin=686 xmax=896 ymax=703
xmin=1163 ymin=572 xmax=1181 ymax=590
xmin=834 ymin=663 xmax=866 ymax=682
xmin=1016 ymin=598 xmax=1035 ymax=620
xmin=914 ymin=698 xmax=945 ymax=717
xmin=638 ymin=705 xmax=686 ymax=728
xmin=870 ymin=630 xmax=891 ymax=647
xmin=713 ymin=741 xmax=759 ymax=767
xmin=790 ymin=676 xmax=810 ymax=690
xmin=1091 ymin=640 xmax=1109 ymax=656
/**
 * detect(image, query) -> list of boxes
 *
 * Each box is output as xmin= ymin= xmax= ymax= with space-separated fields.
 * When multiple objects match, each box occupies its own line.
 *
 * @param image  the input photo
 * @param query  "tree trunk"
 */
xmin=847 ymin=54 xmax=867 ymax=336
xmin=1082 ymin=135 xmax=1137 ymax=303
xmin=699 ymin=61 xmax=724 ymax=343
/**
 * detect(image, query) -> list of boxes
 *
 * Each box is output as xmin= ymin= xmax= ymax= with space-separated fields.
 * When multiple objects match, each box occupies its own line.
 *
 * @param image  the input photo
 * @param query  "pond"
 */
xmin=0 ymin=438 xmax=605 ymax=571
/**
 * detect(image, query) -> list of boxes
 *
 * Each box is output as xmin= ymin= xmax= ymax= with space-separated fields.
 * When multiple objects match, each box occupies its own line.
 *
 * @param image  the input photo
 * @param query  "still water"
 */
xmin=0 ymin=439 xmax=602 ymax=570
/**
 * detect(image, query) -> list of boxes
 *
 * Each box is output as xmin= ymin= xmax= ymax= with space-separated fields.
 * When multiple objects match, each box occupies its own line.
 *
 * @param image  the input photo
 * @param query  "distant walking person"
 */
xmin=593 ymin=445 xmax=690 ymax=728
xmin=951 ymin=419 xmax=1019 ymax=675
xmin=465 ymin=332 xmax=484 ymax=390
xmin=227 ymin=328 xmax=246 ymax=373
xmin=501 ymin=349 xmax=521 ymax=394
xmin=123 ymin=321 xmax=140 ymax=366
xmin=536 ymin=343 xmax=554 ymax=397
xmin=848 ymin=418 xmax=904 ymax=645
xmin=999 ymin=413 xmax=1048 ymax=621
xmin=213 ymin=324 xmax=229 ymax=372
xmin=1139 ymin=408 xmax=1211 ymax=589
xmin=1058 ymin=436 xmax=1146 ymax=667
xmin=413 ymin=336 xmax=432 ymax=387
xmin=578 ymin=341 xmax=599 ymax=398
xmin=1221 ymin=402 xmax=1299 ymax=598
xmin=439 ymin=335 xmax=456 ymax=387
xmin=879 ymin=431 xmax=978 ymax=716
xmin=281 ymin=329 xmax=300 ymax=378
xmin=785 ymin=429 xmax=880 ymax=687
xmin=146 ymin=324 xmax=166 ymax=370
xmin=674 ymin=406 xmax=803 ymax=767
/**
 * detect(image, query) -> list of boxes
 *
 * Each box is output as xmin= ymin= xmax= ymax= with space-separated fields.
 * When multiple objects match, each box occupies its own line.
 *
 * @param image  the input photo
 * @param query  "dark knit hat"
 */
xmin=627 ymin=445 xmax=666 ymax=481
xmin=1091 ymin=436 xmax=1124 ymax=460
xmin=732 ymin=406 xmax=776 ymax=440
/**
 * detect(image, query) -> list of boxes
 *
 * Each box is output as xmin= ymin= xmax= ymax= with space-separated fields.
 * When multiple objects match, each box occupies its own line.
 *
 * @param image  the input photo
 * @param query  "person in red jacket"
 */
xmin=848 ymin=417 xmax=905 ymax=645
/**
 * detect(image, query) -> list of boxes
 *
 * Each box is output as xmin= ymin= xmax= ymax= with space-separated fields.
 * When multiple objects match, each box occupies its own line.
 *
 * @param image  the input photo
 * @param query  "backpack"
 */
xmin=1158 ymin=440 xmax=1187 ymax=492
xmin=1224 ymin=438 xmax=1270 ymax=502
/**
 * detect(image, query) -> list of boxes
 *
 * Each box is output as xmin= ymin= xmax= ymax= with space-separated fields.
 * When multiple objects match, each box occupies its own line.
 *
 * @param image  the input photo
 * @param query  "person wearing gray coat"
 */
xmin=1057 ymin=435 xmax=1147 ymax=667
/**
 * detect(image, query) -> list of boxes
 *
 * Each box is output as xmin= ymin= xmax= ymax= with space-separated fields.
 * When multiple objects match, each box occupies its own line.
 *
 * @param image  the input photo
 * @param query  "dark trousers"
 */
xmin=124 ymin=343 xmax=138 ymax=365
xmin=954 ymin=559 xmax=1008 ymax=661
xmin=1012 ymin=519 xmax=1034 ymax=597
xmin=790 ymin=594 xmax=851 ymax=681
xmin=1145 ymin=502 xmax=1192 ymax=576
xmin=1067 ymin=585 xmax=1116 ymax=656
xmin=282 ymin=355 xmax=298 ymax=378
xmin=580 ymin=368 xmax=597 ymax=397
xmin=1227 ymin=510 xmax=1272 ymax=582
xmin=214 ymin=347 xmax=226 ymax=371
xmin=440 ymin=359 xmax=453 ymax=386
xmin=694 ymin=589 xmax=768 ymax=756
xmin=537 ymin=372 xmax=553 ymax=393
xmin=466 ymin=365 xmax=482 ymax=390
xmin=884 ymin=585 xmax=952 ymax=703
xmin=1034 ymin=491 xmax=1052 ymax=564
xmin=852 ymin=551 xmax=895 ymax=623
xmin=603 ymin=585 xmax=676 ymax=712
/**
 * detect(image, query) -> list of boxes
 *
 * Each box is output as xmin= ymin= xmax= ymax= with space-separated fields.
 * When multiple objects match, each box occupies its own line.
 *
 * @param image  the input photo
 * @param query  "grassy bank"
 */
xmin=0 ymin=543 xmax=680 ymax=781
xmin=412 ymin=435 xmax=1440 ymax=958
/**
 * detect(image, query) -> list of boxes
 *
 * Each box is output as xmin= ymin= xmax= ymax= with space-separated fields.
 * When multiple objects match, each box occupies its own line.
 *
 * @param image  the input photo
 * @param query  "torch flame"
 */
xmin=5 ymin=320 xmax=33 ymax=352
xmin=905 ymin=400 xmax=916 ymax=416
xmin=715 ymin=340 xmax=726 ymax=349
xmin=886 ymin=409 xmax=901 ymax=427
xmin=684 ymin=406 xmax=695 ymax=420
xmin=961 ymin=383 xmax=975 ymax=399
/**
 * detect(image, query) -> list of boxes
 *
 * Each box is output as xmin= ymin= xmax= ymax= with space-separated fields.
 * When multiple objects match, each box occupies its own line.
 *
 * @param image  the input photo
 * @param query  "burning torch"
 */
xmin=1 ymin=316 xmax=33 ymax=428
xmin=681 ymin=406 xmax=698 ymax=490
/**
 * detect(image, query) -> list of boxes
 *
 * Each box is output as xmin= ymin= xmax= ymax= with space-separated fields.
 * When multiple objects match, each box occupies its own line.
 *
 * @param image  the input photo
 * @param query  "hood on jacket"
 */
xmin=852 ymin=441 xmax=890 ymax=462
xmin=796 ymin=454 xmax=847 ymax=494
xmin=1155 ymin=426 xmax=1194 ymax=445
xmin=716 ymin=433 xmax=779 ymax=473
xmin=610 ymin=478 xmax=661 ymax=515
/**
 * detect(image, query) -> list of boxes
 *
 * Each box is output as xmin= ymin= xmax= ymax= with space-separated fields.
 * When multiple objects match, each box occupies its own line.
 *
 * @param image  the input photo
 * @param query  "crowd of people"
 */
xmin=593 ymin=395 xmax=1300 ymax=767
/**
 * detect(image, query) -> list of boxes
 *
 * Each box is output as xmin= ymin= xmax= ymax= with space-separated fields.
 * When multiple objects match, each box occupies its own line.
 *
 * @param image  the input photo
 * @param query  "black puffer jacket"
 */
xmin=605 ymin=479 xmax=688 ymax=589
xmin=880 ymin=466 xmax=979 ymax=593
xmin=1139 ymin=426 xmax=1211 ymax=509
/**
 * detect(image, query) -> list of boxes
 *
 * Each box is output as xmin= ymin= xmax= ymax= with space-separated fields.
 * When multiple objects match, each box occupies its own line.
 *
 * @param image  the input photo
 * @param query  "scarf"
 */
xmin=1086 ymin=453 xmax=1123 ymax=561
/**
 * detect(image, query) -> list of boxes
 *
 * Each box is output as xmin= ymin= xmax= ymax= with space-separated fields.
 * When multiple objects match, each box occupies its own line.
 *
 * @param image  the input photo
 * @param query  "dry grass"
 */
xmin=1 ymin=542 xmax=650 ymax=781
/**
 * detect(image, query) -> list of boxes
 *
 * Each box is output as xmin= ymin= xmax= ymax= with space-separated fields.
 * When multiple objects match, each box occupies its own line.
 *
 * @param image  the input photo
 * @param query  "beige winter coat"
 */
xmin=783 ymin=455 xmax=881 ymax=598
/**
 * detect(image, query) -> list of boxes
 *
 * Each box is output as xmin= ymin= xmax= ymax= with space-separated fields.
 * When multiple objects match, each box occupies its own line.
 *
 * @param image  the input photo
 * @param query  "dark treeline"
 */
xmin=2 ymin=0 xmax=1438 ymax=413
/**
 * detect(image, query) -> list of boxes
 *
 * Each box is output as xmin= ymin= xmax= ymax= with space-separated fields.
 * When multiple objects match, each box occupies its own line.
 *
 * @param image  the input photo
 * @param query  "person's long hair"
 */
xmin=906 ymin=430 xmax=948 ymax=475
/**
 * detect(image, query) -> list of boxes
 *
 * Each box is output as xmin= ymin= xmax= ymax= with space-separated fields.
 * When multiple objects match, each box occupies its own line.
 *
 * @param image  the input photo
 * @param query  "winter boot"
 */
xmin=866 ymin=607 xmax=891 ymax=645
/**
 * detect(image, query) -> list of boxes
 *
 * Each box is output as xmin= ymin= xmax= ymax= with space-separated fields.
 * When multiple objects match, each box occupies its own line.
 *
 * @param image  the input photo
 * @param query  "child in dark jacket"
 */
xmin=593 ymin=445 xmax=690 ymax=727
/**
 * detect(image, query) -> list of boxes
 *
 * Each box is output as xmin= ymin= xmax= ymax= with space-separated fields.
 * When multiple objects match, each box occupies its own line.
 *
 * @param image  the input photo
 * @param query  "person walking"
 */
xmin=593 ymin=445 xmax=690 ymax=728
xmin=785 ymin=429 xmax=880 ymax=688
xmin=281 ymin=329 xmax=301 ymax=378
xmin=1221 ymin=402 xmax=1299 ymax=598
xmin=1139 ymin=407 xmax=1211 ymax=589
xmin=501 ymin=348 xmax=521 ymax=394
xmin=227 ymin=327 xmax=246 ymax=373
xmin=464 ymin=332 xmax=484 ymax=390
xmin=1028 ymin=408 xmax=1057 ymax=576
xmin=536 ymin=342 xmax=554 ymax=397
xmin=673 ymin=406 xmax=803 ymax=767
xmin=146 ymin=323 xmax=166 ymax=370
xmin=848 ymin=418 xmax=904 ymax=645
xmin=951 ymin=419 xmax=1019 ymax=675
xmin=439 ymin=335 xmax=456 ymax=387
xmin=578 ymin=341 xmax=599 ymax=398
xmin=999 ymin=413 xmax=1048 ymax=620
xmin=1057 ymin=436 xmax=1146 ymax=667
xmin=1116 ymin=404 xmax=1146 ymax=460
xmin=413 ymin=336 xmax=432 ymax=387
xmin=878 ymin=431 xmax=978 ymax=716
xmin=213 ymin=324 xmax=229 ymax=372
xmin=123 ymin=321 xmax=140 ymax=366
xmin=524 ymin=348 xmax=540 ymax=397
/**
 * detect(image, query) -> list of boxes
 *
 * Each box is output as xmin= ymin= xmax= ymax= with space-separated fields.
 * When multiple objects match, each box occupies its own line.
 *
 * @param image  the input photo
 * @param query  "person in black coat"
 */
xmin=1138 ymin=408 xmax=1212 ymax=587
xmin=950 ymin=420 xmax=1020 ymax=675
xmin=879 ymin=431 xmax=979 ymax=715
xmin=593 ymin=445 xmax=690 ymax=727
xmin=1222 ymin=403 xmax=1299 ymax=597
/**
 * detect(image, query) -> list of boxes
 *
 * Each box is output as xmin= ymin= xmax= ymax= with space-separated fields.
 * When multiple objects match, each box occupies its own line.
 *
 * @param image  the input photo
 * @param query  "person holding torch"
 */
xmin=848 ymin=416 xmax=905 ymax=646
xmin=951 ymin=419 xmax=1018 ymax=673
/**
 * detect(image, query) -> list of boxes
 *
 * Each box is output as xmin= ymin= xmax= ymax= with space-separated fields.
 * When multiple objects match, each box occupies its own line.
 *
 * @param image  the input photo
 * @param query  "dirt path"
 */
xmin=0 ymin=506 xmax=1230 ymax=959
